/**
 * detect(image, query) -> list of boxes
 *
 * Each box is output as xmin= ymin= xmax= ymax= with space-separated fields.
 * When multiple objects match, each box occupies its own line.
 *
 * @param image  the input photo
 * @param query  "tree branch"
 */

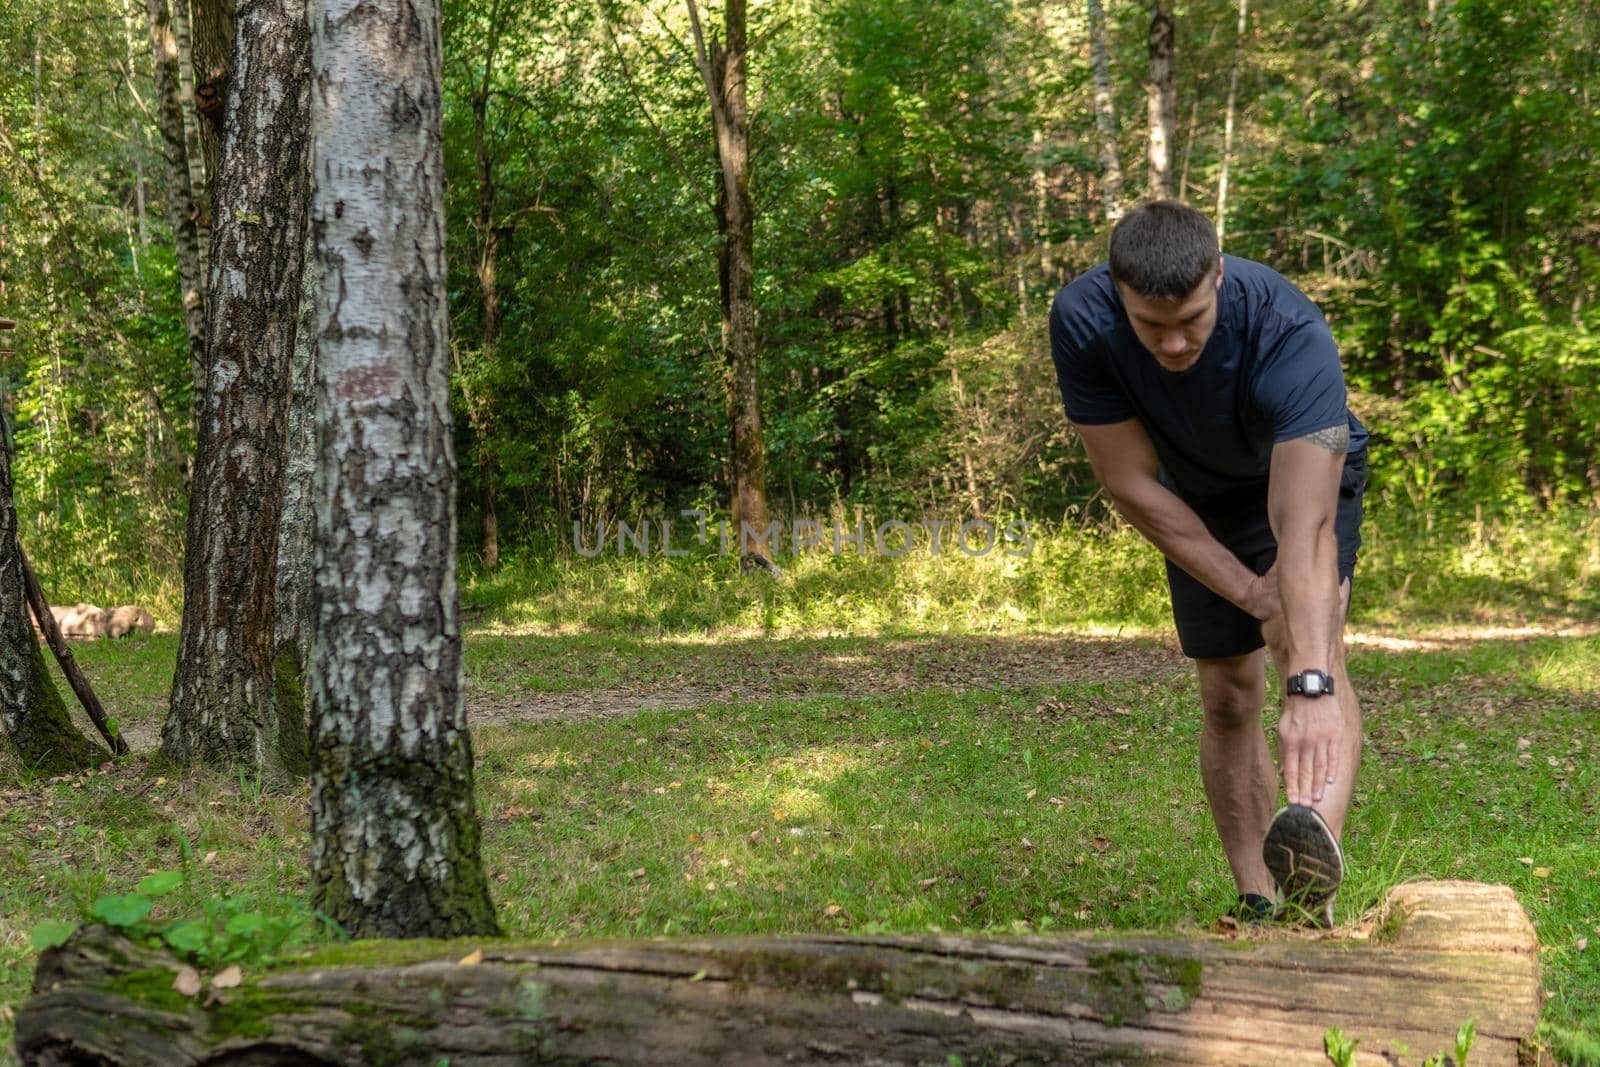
xmin=595 ymin=0 xmax=714 ymax=215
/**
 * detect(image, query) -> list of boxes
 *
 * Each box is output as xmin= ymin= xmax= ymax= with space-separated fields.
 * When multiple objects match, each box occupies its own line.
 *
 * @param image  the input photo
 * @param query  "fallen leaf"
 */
xmin=687 ymin=969 xmax=708 ymax=983
xmin=1516 ymin=737 xmax=1531 ymax=750
xmin=1021 ymin=837 xmax=1036 ymax=850
xmin=771 ymin=809 xmax=786 ymax=821
xmin=1211 ymin=915 xmax=1241 ymax=936
xmin=172 ymin=967 xmax=202 ymax=996
xmin=1024 ymin=787 xmax=1038 ymax=800
xmin=918 ymin=877 xmax=939 ymax=888
xmin=629 ymin=868 xmax=647 ymax=879
xmin=1533 ymin=868 xmax=1552 ymax=879
xmin=203 ymin=851 xmax=218 ymax=865
xmin=211 ymin=965 xmax=243 ymax=990
xmin=823 ymin=904 xmax=843 ymax=917
xmin=1089 ymin=836 xmax=1112 ymax=852
xmin=1575 ymin=938 xmax=1589 ymax=953
xmin=1517 ymin=857 xmax=1534 ymax=866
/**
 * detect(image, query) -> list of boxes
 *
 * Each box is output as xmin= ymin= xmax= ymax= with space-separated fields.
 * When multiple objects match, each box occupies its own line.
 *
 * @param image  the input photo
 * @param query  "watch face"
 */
xmin=1290 ymin=670 xmax=1333 ymax=697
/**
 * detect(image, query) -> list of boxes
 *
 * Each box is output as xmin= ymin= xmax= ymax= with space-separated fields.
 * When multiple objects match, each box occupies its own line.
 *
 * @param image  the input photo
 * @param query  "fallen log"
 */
xmin=15 ymin=881 xmax=1539 ymax=1066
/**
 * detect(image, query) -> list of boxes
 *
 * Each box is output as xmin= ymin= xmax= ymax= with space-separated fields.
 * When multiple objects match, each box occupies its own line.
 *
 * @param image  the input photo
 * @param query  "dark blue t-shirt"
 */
xmin=1049 ymin=255 xmax=1368 ymax=505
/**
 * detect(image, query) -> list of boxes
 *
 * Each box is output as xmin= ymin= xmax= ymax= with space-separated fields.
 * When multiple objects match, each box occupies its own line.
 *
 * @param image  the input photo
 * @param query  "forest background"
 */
xmin=0 ymin=0 xmax=1596 ymax=615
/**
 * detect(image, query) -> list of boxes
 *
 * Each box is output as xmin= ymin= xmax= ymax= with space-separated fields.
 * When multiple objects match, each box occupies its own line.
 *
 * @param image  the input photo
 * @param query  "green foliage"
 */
xmin=1323 ymin=1027 xmax=1359 ymax=1067
xmin=30 ymin=864 xmax=323 ymax=971
xmin=0 ymin=0 xmax=191 ymax=610
xmin=1456 ymin=1018 xmax=1477 ymax=1066
xmin=7 ymin=0 xmax=1596 ymax=585
xmin=1232 ymin=0 xmax=1599 ymax=515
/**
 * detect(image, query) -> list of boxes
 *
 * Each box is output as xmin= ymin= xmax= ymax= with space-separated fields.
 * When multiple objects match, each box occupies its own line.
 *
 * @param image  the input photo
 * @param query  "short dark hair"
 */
xmin=1108 ymin=201 xmax=1220 ymax=299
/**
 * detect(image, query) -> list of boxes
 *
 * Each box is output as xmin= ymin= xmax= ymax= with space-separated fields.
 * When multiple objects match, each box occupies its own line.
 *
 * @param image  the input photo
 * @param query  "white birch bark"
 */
xmin=307 ymin=0 xmax=499 ymax=938
xmin=1145 ymin=1 xmax=1176 ymax=200
xmin=1087 ymin=0 xmax=1124 ymax=221
xmin=1216 ymin=0 xmax=1248 ymax=248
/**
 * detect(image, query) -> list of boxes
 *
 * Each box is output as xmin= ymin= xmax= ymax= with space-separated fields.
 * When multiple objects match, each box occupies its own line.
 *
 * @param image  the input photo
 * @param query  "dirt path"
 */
xmin=94 ymin=622 xmax=1599 ymax=750
xmin=466 ymin=634 xmax=1192 ymax=726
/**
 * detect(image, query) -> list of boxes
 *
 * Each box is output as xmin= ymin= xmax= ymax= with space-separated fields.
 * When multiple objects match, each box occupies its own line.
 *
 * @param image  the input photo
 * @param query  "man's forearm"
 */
xmin=1274 ymin=520 xmax=1341 ymax=673
xmin=1109 ymin=480 xmax=1264 ymax=616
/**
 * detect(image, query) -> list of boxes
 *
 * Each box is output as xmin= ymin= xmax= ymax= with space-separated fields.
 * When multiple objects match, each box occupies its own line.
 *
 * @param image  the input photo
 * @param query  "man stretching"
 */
xmin=1049 ymin=201 xmax=1368 ymax=925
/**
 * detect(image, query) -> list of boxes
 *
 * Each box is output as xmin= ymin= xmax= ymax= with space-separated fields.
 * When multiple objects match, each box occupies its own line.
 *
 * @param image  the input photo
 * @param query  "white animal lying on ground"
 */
xmin=105 ymin=605 xmax=155 ymax=637
xmin=35 ymin=603 xmax=155 ymax=639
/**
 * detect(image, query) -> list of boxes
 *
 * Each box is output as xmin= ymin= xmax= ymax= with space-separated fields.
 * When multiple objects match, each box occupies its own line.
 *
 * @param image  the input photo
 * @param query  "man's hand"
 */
xmin=1242 ymin=564 xmax=1280 ymax=622
xmin=1277 ymin=694 xmax=1341 ymax=805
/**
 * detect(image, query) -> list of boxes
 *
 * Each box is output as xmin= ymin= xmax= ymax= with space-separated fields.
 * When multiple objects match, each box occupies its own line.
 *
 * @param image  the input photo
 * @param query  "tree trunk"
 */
xmin=14 ymin=883 xmax=1541 ymax=1066
xmin=146 ymin=0 xmax=209 ymax=399
xmin=0 ymin=406 xmax=103 ymax=774
xmin=271 ymin=221 xmax=318 ymax=779
xmin=163 ymin=0 xmax=312 ymax=774
xmin=1215 ymin=0 xmax=1247 ymax=248
xmin=307 ymin=0 xmax=500 ymax=940
xmin=469 ymin=28 xmax=503 ymax=572
xmin=1145 ymin=2 xmax=1176 ymax=201
xmin=1087 ymin=0 xmax=1124 ymax=221
xmin=688 ymin=0 xmax=768 ymax=542
xmin=173 ymin=0 xmax=213 ymax=301
xmin=189 ymin=0 xmax=235 ymax=196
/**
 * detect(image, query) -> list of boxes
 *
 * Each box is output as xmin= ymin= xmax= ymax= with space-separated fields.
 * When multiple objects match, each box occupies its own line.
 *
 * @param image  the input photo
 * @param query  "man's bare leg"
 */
xmin=1264 ymin=578 xmax=1362 ymax=836
xmin=1194 ymin=649 xmax=1277 ymax=897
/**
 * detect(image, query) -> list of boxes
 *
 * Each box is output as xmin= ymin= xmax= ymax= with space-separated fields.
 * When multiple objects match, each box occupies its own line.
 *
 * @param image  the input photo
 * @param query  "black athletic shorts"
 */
xmin=1165 ymin=449 xmax=1367 ymax=660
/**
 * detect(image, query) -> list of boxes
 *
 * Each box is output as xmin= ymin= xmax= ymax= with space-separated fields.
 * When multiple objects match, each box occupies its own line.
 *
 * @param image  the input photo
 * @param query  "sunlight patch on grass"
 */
xmin=1527 ymin=638 xmax=1600 ymax=694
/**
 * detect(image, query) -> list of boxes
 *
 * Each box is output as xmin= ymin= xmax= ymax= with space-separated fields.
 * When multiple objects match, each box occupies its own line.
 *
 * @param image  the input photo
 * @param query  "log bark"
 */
xmin=15 ymin=883 xmax=1541 ymax=1067
xmin=163 ymin=0 xmax=313 ymax=774
xmin=307 ymin=0 xmax=500 ymax=939
xmin=1087 ymin=0 xmax=1124 ymax=222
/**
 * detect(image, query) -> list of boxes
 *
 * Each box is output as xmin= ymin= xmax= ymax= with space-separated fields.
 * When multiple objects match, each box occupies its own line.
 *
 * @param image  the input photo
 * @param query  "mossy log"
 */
xmin=16 ymin=881 xmax=1539 ymax=1066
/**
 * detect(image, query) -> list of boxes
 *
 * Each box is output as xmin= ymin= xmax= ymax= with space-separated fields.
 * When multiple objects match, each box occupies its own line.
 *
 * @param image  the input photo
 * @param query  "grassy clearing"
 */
xmin=3 ymin=513 xmax=1598 ymax=1061
xmin=3 ymin=632 xmax=1597 ymax=1061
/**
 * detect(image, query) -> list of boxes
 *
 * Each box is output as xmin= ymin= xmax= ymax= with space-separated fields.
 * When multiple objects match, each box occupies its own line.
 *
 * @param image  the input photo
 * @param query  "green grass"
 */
xmin=3 ymin=510 xmax=1599 ymax=1062
xmin=453 ymin=506 xmax=1600 ymax=637
xmin=4 ymin=634 xmax=1598 ymax=1061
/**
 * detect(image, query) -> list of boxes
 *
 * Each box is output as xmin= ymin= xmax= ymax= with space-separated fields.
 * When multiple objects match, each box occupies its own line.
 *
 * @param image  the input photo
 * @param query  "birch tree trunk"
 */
xmin=173 ymin=0 xmax=213 ymax=292
xmin=1144 ymin=1 xmax=1176 ymax=201
xmin=0 ymin=403 xmax=103 ymax=774
xmin=688 ymin=0 xmax=769 ymax=544
xmin=146 ymin=0 xmax=209 ymax=397
xmin=163 ymin=0 xmax=312 ymax=774
xmin=1087 ymin=0 xmax=1124 ymax=222
xmin=189 ymin=0 xmax=235 ymax=196
xmin=1216 ymin=0 xmax=1247 ymax=248
xmin=308 ymin=0 xmax=500 ymax=939
xmin=271 ymin=225 xmax=318 ymax=778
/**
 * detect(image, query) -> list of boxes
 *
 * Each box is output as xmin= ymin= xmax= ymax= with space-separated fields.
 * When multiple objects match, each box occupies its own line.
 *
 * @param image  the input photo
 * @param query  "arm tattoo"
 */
xmin=1299 ymin=424 xmax=1350 ymax=454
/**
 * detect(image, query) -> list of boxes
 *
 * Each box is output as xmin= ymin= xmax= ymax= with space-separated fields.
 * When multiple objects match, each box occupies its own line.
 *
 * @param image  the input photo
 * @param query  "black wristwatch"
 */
xmin=1286 ymin=669 xmax=1336 ymax=698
